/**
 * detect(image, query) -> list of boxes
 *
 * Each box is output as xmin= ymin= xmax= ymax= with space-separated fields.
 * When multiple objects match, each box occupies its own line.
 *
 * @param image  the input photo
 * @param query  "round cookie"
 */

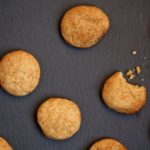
xmin=0 ymin=137 xmax=13 ymax=150
xmin=61 ymin=5 xmax=110 ymax=48
xmin=90 ymin=138 xmax=127 ymax=150
xmin=102 ymin=72 xmax=147 ymax=114
xmin=37 ymin=98 xmax=81 ymax=140
xmin=0 ymin=50 xmax=40 ymax=96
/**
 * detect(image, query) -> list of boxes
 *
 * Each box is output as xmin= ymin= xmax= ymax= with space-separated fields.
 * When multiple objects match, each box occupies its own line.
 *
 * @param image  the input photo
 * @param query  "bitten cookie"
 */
xmin=102 ymin=72 xmax=147 ymax=114
xmin=61 ymin=5 xmax=110 ymax=48
xmin=37 ymin=98 xmax=81 ymax=140
xmin=0 ymin=137 xmax=13 ymax=150
xmin=0 ymin=50 xmax=40 ymax=96
xmin=90 ymin=138 xmax=127 ymax=150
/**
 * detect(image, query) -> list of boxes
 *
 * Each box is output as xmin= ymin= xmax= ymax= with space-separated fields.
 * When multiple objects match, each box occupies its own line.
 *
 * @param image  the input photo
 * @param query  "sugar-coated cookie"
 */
xmin=90 ymin=138 xmax=127 ymax=150
xmin=0 ymin=137 xmax=13 ymax=150
xmin=0 ymin=50 xmax=40 ymax=96
xmin=37 ymin=98 xmax=81 ymax=140
xmin=102 ymin=72 xmax=147 ymax=114
xmin=61 ymin=5 xmax=110 ymax=48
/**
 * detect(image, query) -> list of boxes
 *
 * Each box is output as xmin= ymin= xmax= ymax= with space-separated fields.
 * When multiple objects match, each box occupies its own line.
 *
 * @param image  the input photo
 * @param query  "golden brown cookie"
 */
xmin=61 ymin=5 xmax=110 ymax=48
xmin=90 ymin=138 xmax=127 ymax=150
xmin=102 ymin=72 xmax=147 ymax=114
xmin=0 ymin=50 xmax=40 ymax=96
xmin=0 ymin=137 xmax=13 ymax=150
xmin=37 ymin=98 xmax=81 ymax=140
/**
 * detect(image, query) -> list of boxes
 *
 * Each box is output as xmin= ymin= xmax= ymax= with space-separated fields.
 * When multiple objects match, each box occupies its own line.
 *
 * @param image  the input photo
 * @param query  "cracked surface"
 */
xmin=61 ymin=5 xmax=110 ymax=48
xmin=0 ymin=50 xmax=40 ymax=96
xmin=90 ymin=139 xmax=127 ymax=150
xmin=102 ymin=72 xmax=147 ymax=114
xmin=0 ymin=137 xmax=13 ymax=150
xmin=37 ymin=98 xmax=81 ymax=140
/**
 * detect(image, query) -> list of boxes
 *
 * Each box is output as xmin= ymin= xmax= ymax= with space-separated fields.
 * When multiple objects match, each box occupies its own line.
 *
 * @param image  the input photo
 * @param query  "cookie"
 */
xmin=102 ymin=72 xmax=147 ymax=114
xmin=90 ymin=138 xmax=127 ymax=150
xmin=61 ymin=5 xmax=110 ymax=48
xmin=37 ymin=98 xmax=81 ymax=140
xmin=0 ymin=137 xmax=13 ymax=150
xmin=0 ymin=50 xmax=40 ymax=96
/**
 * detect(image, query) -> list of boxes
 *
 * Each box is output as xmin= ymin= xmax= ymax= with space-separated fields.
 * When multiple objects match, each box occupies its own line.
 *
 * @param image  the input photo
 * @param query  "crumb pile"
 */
xmin=126 ymin=66 xmax=141 ymax=80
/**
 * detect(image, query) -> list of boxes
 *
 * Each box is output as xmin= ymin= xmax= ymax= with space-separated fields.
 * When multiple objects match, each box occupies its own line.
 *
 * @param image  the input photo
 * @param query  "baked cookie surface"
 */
xmin=0 ymin=50 xmax=40 ymax=96
xmin=37 ymin=98 xmax=81 ymax=140
xmin=90 ymin=138 xmax=127 ymax=150
xmin=102 ymin=72 xmax=147 ymax=114
xmin=0 ymin=137 xmax=13 ymax=150
xmin=61 ymin=5 xmax=110 ymax=48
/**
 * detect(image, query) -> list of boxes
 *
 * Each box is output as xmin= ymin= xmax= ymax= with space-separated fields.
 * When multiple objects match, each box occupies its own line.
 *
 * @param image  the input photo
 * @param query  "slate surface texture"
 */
xmin=0 ymin=0 xmax=150 ymax=149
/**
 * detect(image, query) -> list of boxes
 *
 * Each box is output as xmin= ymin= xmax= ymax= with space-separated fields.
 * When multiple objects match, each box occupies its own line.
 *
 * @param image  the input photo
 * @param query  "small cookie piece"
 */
xmin=102 ymin=72 xmax=147 ymax=114
xmin=90 ymin=138 xmax=127 ymax=150
xmin=37 ymin=98 xmax=81 ymax=140
xmin=132 ymin=50 xmax=137 ymax=55
xmin=0 ymin=50 xmax=40 ymax=96
xmin=61 ymin=5 xmax=110 ymax=48
xmin=136 ymin=66 xmax=141 ymax=74
xmin=126 ymin=69 xmax=135 ymax=80
xmin=0 ymin=137 xmax=13 ymax=150
xmin=129 ymin=74 xmax=135 ymax=80
xmin=126 ymin=69 xmax=133 ymax=77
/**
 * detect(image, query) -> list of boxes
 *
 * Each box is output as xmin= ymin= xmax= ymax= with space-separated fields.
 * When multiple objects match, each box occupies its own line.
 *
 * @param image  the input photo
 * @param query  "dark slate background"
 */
xmin=0 ymin=0 xmax=150 ymax=149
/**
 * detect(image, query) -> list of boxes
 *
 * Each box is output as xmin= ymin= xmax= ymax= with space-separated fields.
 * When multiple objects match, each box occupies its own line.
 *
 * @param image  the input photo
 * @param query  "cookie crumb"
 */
xmin=129 ymin=74 xmax=135 ymax=80
xmin=132 ymin=50 xmax=137 ymax=55
xmin=141 ymin=78 xmax=144 ymax=81
xmin=136 ymin=66 xmax=141 ymax=74
xmin=126 ymin=70 xmax=133 ymax=76
xmin=126 ymin=69 xmax=135 ymax=80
